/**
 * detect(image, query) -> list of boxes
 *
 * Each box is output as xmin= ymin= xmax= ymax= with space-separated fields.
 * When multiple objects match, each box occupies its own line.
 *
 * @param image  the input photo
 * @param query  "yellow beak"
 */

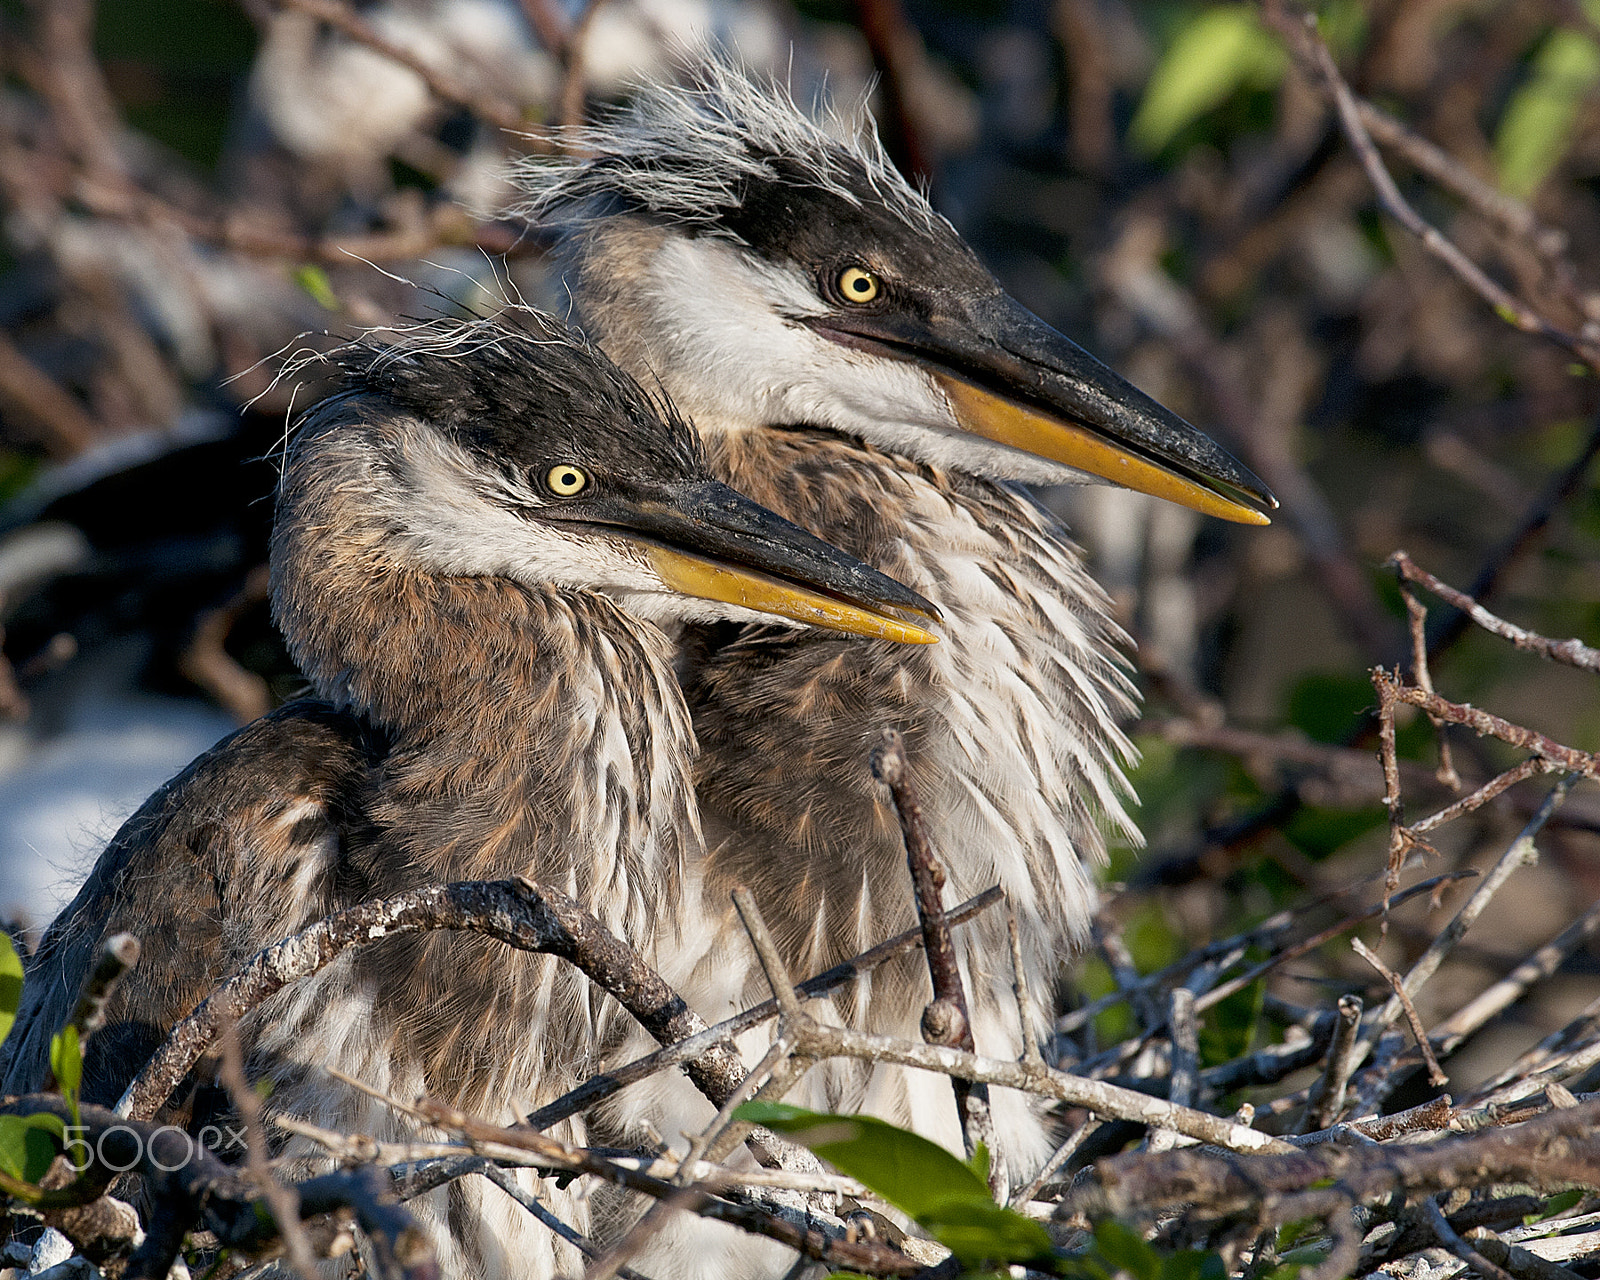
xmin=648 ymin=546 xmax=939 ymax=644
xmin=935 ymin=373 xmax=1271 ymax=526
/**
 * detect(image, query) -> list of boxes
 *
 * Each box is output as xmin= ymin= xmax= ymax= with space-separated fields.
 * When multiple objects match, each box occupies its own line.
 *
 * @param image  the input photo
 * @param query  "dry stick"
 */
xmin=1195 ymin=872 xmax=1475 ymax=1022
xmin=1392 ymin=552 xmax=1600 ymax=675
xmin=722 ymin=887 xmax=1291 ymax=1155
xmin=118 ymin=880 xmax=749 ymax=1123
xmin=218 ymin=1020 xmax=320 ymax=1280
xmin=1300 ymin=994 xmax=1364 ymax=1133
xmin=1423 ymin=1198 xmax=1520 ymax=1280
xmin=478 ymin=1164 xmax=651 ymax=1280
xmin=1353 ymin=906 xmax=1600 ymax=1116
xmin=1067 ymin=1096 xmax=1600 ymax=1223
xmin=416 ymin=1099 xmax=920 ymax=1277
xmin=1376 ymin=665 xmax=1410 ymax=905
xmin=1351 ymin=102 xmax=1567 ymax=264
xmin=1353 ymin=938 xmax=1449 ymax=1088
xmin=761 ymin=1009 xmax=1291 ymax=1154
xmin=1287 ymin=12 xmax=1600 ymax=370
xmin=1401 ymin=574 xmax=1460 ymax=789
xmin=1014 ymin=1117 xmax=1097 ymax=1206
xmin=870 ymin=729 xmax=1001 ymax=1197
xmin=1006 ymin=904 xmax=1045 ymax=1068
xmin=1387 ymin=685 xmax=1600 ymax=779
xmin=523 ymin=887 xmax=1003 ymax=1131
xmin=1410 ymin=758 xmax=1555 ymax=837
xmin=1148 ymin=988 xmax=1197 ymax=1154
xmin=1432 ymin=899 xmax=1600 ymax=1061
xmin=1465 ymin=1228 xmax=1588 ymax=1280
xmin=65 ymin=933 xmax=139 ymax=1044
xmin=1349 ymin=778 xmax=1576 ymax=1075
xmin=1063 ymin=871 xmax=1472 ymax=1036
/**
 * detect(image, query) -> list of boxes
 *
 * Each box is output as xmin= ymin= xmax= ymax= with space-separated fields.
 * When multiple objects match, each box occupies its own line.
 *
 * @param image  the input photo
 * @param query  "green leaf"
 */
xmin=1130 ymin=6 xmax=1286 ymax=154
xmin=0 ymin=1113 xmax=64 ymax=1185
xmin=293 ymin=264 xmax=340 ymax=311
xmin=1495 ymin=28 xmax=1600 ymax=197
xmin=737 ymin=1103 xmax=1054 ymax=1268
xmin=920 ymin=1197 xmax=1054 ymax=1268
xmin=0 ymin=934 xmax=22 ymax=1046
xmin=1525 ymin=1189 xmax=1584 ymax=1223
xmin=1094 ymin=1219 xmax=1163 ymax=1280
xmin=50 ymin=1024 xmax=81 ymax=1112
xmin=969 ymin=1140 xmax=991 ymax=1187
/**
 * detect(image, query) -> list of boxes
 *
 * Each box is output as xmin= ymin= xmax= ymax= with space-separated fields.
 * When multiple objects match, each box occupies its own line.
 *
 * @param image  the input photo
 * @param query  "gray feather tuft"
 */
xmin=512 ymin=50 xmax=943 ymax=239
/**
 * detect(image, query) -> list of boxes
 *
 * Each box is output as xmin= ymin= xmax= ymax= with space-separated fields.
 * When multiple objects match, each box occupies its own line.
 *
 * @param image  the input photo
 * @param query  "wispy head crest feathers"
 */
xmin=513 ymin=52 xmax=943 ymax=241
xmin=286 ymin=309 xmax=707 ymax=483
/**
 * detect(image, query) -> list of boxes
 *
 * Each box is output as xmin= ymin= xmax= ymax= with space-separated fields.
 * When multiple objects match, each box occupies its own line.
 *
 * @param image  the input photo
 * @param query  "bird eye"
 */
xmin=836 ymin=266 xmax=882 ymax=305
xmin=545 ymin=464 xmax=589 ymax=496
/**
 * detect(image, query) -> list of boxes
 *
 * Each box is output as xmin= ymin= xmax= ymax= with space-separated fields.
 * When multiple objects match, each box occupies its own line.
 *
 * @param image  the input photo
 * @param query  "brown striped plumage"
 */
xmin=0 ymin=312 xmax=934 ymax=1278
xmin=521 ymin=61 xmax=1271 ymax=1276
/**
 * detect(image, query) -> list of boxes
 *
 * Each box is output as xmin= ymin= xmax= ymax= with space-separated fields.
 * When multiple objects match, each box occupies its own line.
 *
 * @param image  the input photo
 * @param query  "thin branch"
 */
xmin=1299 ymin=994 xmax=1364 ymax=1133
xmin=522 ymin=887 xmax=1003 ymax=1131
xmin=870 ymin=729 xmax=999 ymax=1190
xmin=1422 ymin=1197 xmax=1517 ymax=1280
xmin=219 ymin=1021 xmax=320 ymax=1280
xmin=1386 ymin=684 xmax=1600 ymax=779
xmin=1273 ymin=8 xmax=1600 ymax=369
xmin=1352 ymin=937 xmax=1448 ymax=1088
xmin=1350 ymin=779 xmax=1574 ymax=1069
xmin=1392 ymin=552 xmax=1600 ymax=674
xmin=119 ymin=879 xmax=749 ymax=1122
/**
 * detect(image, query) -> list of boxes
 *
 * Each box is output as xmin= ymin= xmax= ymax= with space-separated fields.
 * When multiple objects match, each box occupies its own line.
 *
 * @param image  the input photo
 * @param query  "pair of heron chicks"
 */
xmin=2 ymin=63 xmax=1275 ymax=1279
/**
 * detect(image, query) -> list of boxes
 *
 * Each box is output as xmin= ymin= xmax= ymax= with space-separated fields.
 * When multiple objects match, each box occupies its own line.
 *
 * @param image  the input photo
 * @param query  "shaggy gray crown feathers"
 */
xmin=512 ymin=53 xmax=943 ymax=239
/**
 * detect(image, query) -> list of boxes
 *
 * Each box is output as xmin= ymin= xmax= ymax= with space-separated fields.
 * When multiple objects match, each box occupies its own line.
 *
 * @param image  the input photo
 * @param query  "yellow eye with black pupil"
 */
xmin=838 ymin=266 xmax=881 ymax=304
xmin=546 ymin=465 xmax=588 ymax=496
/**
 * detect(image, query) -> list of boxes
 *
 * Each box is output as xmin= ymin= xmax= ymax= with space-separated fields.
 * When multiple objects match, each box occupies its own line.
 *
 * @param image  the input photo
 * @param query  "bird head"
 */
xmin=517 ymin=57 xmax=1275 ymax=525
xmin=281 ymin=313 xmax=938 ymax=643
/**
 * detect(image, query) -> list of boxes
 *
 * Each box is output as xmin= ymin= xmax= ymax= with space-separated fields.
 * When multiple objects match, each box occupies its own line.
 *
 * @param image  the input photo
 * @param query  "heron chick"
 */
xmin=0 ymin=310 xmax=936 ymax=1278
xmin=516 ymin=55 xmax=1275 ymax=1251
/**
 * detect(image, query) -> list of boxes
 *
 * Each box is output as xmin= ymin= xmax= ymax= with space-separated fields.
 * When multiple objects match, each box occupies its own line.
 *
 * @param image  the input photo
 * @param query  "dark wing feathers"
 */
xmin=0 ymin=701 xmax=375 ymax=1105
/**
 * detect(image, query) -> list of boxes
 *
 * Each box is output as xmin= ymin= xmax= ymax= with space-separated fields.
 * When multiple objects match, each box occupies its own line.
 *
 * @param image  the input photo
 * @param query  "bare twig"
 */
xmin=1400 ymin=568 xmax=1460 ymax=789
xmin=219 ymin=1020 xmax=320 ymax=1280
xmin=1148 ymin=987 xmax=1197 ymax=1154
xmin=1392 ymin=552 xmax=1600 ymax=674
xmin=416 ymin=1098 xmax=921 ymax=1277
xmin=870 ymin=729 xmax=1000 ymax=1193
xmin=1066 ymin=1097 xmax=1600 ymax=1222
xmin=1014 ymin=1118 xmax=1097 ymax=1205
xmin=1272 ymin=8 xmax=1600 ymax=369
xmin=1006 ymin=903 xmax=1045 ymax=1068
xmin=65 ymin=933 xmax=139 ymax=1045
xmin=1422 ymin=1197 xmax=1518 ymax=1280
xmin=1353 ymin=937 xmax=1448 ymax=1088
xmin=119 ymin=880 xmax=749 ymax=1122
xmin=1385 ymin=684 xmax=1599 ymax=779
xmin=1299 ymin=994 xmax=1364 ymax=1133
xmin=522 ymin=887 xmax=1003 ymax=1131
xmin=1349 ymin=779 xmax=1575 ymax=1078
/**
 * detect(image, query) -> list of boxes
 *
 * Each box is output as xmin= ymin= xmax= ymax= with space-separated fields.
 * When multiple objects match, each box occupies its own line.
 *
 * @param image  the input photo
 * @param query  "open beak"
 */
xmin=565 ymin=480 xmax=940 ymax=644
xmin=809 ymin=292 xmax=1278 ymax=525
